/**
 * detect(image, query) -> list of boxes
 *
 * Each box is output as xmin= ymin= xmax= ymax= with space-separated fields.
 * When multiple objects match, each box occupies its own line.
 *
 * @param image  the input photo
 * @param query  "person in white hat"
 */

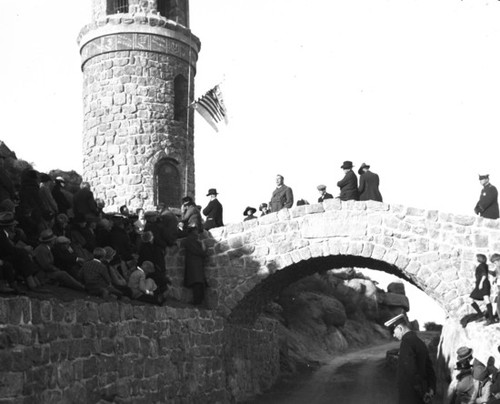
xmin=384 ymin=313 xmax=436 ymax=403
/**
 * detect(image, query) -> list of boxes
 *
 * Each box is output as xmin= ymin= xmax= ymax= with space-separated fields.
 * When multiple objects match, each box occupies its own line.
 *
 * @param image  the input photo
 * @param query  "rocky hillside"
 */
xmin=262 ymin=268 xmax=418 ymax=376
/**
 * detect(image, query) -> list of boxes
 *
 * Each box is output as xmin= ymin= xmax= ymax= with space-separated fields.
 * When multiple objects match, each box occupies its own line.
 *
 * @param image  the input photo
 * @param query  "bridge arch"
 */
xmin=168 ymin=199 xmax=500 ymax=323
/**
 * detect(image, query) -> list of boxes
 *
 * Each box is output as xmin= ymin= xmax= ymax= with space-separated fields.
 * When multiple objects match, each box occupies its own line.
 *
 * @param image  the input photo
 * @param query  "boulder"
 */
xmin=387 ymin=282 xmax=405 ymax=295
xmin=380 ymin=292 xmax=410 ymax=311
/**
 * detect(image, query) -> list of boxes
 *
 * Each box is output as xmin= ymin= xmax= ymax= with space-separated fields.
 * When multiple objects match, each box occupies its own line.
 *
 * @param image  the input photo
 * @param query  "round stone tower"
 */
xmin=78 ymin=0 xmax=200 ymax=212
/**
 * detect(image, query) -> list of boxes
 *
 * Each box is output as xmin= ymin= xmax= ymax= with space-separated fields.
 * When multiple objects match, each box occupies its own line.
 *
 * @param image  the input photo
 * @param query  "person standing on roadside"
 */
xmin=384 ymin=313 xmax=436 ymax=404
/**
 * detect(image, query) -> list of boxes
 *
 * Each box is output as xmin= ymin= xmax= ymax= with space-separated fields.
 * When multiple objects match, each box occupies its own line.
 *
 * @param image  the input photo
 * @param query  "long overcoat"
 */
xmin=337 ymin=170 xmax=359 ymax=201
xmin=397 ymin=331 xmax=436 ymax=404
xmin=475 ymin=183 xmax=499 ymax=219
xmin=183 ymin=232 xmax=207 ymax=287
xmin=358 ymin=170 xmax=383 ymax=202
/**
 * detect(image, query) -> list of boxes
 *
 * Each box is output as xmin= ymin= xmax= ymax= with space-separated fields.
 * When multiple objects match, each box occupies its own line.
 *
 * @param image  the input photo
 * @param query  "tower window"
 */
xmin=174 ymin=75 xmax=188 ymax=122
xmin=157 ymin=0 xmax=172 ymax=19
xmin=155 ymin=159 xmax=181 ymax=208
xmin=107 ymin=0 xmax=129 ymax=15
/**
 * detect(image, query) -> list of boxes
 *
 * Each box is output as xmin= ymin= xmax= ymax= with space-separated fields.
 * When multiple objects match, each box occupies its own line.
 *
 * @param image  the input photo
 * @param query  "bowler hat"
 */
xmin=39 ymin=229 xmax=57 ymax=243
xmin=206 ymin=188 xmax=218 ymax=196
xmin=340 ymin=161 xmax=354 ymax=169
xmin=243 ymin=206 xmax=257 ymax=216
xmin=0 ymin=211 xmax=17 ymax=227
xmin=317 ymin=184 xmax=327 ymax=191
xmin=358 ymin=163 xmax=371 ymax=175
xmin=456 ymin=346 xmax=473 ymax=362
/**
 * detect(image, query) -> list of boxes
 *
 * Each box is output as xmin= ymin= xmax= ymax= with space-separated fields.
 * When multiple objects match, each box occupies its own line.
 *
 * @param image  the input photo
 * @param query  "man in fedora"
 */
xmin=358 ymin=163 xmax=383 ymax=202
xmin=269 ymin=174 xmax=294 ymax=213
xmin=384 ymin=313 xmax=436 ymax=404
xmin=202 ymin=188 xmax=224 ymax=230
xmin=337 ymin=161 xmax=359 ymax=201
xmin=475 ymin=174 xmax=499 ymax=220
xmin=179 ymin=196 xmax=203 ymax=234
xmin=33 ymin=229 xmax=85 ymax=291
xmin=317 ymin=185 xmax=333 ymax=203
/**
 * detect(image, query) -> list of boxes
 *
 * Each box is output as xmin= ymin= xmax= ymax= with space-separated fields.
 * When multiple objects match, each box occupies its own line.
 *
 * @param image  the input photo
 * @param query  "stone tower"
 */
xmin=78 ymin=0 xmax=200 ymax=212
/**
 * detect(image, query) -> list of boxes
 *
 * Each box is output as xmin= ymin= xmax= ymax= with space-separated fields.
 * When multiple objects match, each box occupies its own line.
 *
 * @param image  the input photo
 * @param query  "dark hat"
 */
xmin=39 ymin=229 xmax=57 ymax=243
xmin=383 ymin=313 xmax=406 ymax=331
xmin=491 ymin=253 xmax=500 ymax=263
xmin=182 ymin=196 xmax=194 ymax=205
xmin=0 ymin=211 xmax=17 ymax=227
xmin=479 ymin=174 xmax=490 ymax=180
xmin=259 ymin=203 xmax=268 ymax=209
xmin=317 ymin=184 xmax=327 ymax=191
xmin=243 ymin=206 xmax=257 ymax=216
xmin=340 ymin=161 xmax=354 ymax=169
xmin=476 ymin=253 xmax=487 ymax=263
xmin=456 ymin=346 xmax=473 ymax=362
xmin=206 ymin=188 xmax=218 ymax=196
xmin=358 ymin=163 xmax=371 ymax=175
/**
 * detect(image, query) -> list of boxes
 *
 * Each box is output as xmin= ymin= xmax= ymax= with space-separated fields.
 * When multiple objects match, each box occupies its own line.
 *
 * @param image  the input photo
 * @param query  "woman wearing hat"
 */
xmin=243 ymin=206 xmax=257 ymax=221
xmin=469 ymin=254 xmax=494 ymax=325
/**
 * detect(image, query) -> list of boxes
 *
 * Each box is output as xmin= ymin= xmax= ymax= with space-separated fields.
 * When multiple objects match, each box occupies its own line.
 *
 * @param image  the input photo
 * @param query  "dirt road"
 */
xmin=247 ymin=341 xmax=400 ymax=404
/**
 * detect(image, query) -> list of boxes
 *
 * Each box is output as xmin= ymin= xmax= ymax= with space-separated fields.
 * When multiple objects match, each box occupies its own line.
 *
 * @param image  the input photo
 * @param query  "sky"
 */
xmin=3 ymin=0 xmax=500 ymax=324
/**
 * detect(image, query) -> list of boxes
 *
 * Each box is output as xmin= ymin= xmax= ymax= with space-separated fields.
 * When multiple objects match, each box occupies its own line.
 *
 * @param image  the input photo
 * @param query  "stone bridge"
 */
xmin=167 ymin=199 xmax=500 ymax=324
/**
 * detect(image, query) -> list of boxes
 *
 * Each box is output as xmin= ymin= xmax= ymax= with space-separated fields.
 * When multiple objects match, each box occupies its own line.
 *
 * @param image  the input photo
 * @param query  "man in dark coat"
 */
xmin=52 ymin=177 xmax=71 ymax=215
xmin=358 ymin=163 xmax=383 ymax=202
xmin=384 ymin=313 xmax=436 ymax=404
xmin=337 ymin=161 xmax=359 ymax=201
xmin=183 ymin=225 xmax=207 ymax=305
xmin=475 ymin=174 xmax=499 ymax=220
xmin=317 ymin=184 xmax=333 ymax=203
xmin=269 ymin=174 xmax=294 ymax=212
xmin=202 ymin=188 xmax=224 ymax=230
xmin=73 ymin=182 xmax=98 ymax=222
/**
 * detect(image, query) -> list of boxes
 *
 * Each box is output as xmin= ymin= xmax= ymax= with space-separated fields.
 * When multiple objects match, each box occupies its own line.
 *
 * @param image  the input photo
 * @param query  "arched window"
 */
xmin=155 ymin=159 xmax=181 ymax=208
xmin=174 ymin=75 xmax=188 ymax=122
xmin=157 ymin=0 xmax=172 ymax=19
xmin=107 ymin=0 xmax=129 ymax=14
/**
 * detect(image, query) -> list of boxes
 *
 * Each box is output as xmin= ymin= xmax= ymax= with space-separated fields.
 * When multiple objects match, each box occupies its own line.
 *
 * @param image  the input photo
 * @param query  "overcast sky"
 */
xmin=3 ymin=0 xmax=500 ymax=323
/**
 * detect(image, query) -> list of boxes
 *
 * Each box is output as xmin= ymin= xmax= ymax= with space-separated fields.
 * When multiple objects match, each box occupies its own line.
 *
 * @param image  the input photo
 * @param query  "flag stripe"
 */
xmin=193 ymin=85 xmax=228 ymax=132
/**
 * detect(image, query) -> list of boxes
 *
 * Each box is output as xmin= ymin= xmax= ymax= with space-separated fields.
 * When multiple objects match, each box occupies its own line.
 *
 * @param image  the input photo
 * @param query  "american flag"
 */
xmin=193 ymin=85 xmax=228 ymax=132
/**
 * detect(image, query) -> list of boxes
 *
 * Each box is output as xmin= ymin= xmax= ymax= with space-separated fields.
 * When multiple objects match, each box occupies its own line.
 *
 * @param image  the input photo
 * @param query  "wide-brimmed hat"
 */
xmin=206 ymin=188 xmax=218 ymax=196
xmin=456 ymin=346 xmax=473 ymax=362
xmin=0 ymin=211 xmax=17 ymax=227
xmin=39 ymin=229 xmax=57 ymax=243
xmin=358 ymin=163 xmax=371 ymax=175
xmin=243 ymin=206 xmax=257 ymax=216
xmin=340 ymin=161 xmax=354 ymax=170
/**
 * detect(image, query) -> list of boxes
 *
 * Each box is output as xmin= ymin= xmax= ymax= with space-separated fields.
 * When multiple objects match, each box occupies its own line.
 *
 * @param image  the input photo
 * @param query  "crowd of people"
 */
xmin=0 ymin=168 xmax=216 ymax=306
xmin=447 ymin=345 xmax=500 ymax=404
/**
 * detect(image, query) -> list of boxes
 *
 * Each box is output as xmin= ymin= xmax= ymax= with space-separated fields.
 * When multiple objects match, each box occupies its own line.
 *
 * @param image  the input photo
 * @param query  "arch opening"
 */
xmin=227 ymin=254 xmax=422 ymax=325
xmin=154 ymin=158 xmax=181 ymax=208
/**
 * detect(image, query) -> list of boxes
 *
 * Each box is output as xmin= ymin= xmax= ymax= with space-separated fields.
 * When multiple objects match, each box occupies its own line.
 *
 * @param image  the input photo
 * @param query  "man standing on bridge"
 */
xmin=269 ymin=174 xmax=294 ymax=213
xmin=474 ymin=174 xmax=499 ymax=220
xmin=385 ymin=313 xmax=436 ymax=404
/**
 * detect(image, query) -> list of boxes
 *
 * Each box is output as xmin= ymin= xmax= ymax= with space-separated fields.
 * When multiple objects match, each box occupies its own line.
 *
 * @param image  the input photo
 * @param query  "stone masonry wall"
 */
xmin=0 ymin=296 xmax=281 ymax=403
xmin=81 ymin=50 xmax=195 ymax=212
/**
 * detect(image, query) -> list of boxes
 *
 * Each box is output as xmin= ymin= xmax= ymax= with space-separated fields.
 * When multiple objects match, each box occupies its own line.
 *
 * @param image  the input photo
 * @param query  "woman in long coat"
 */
xmin=183 ymin=225 xmax=207 ymax=305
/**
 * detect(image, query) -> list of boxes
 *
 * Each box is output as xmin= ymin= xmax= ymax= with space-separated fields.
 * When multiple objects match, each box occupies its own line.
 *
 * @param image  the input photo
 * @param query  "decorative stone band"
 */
xmin=78 ymin=23 xmax=200 ymax=69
